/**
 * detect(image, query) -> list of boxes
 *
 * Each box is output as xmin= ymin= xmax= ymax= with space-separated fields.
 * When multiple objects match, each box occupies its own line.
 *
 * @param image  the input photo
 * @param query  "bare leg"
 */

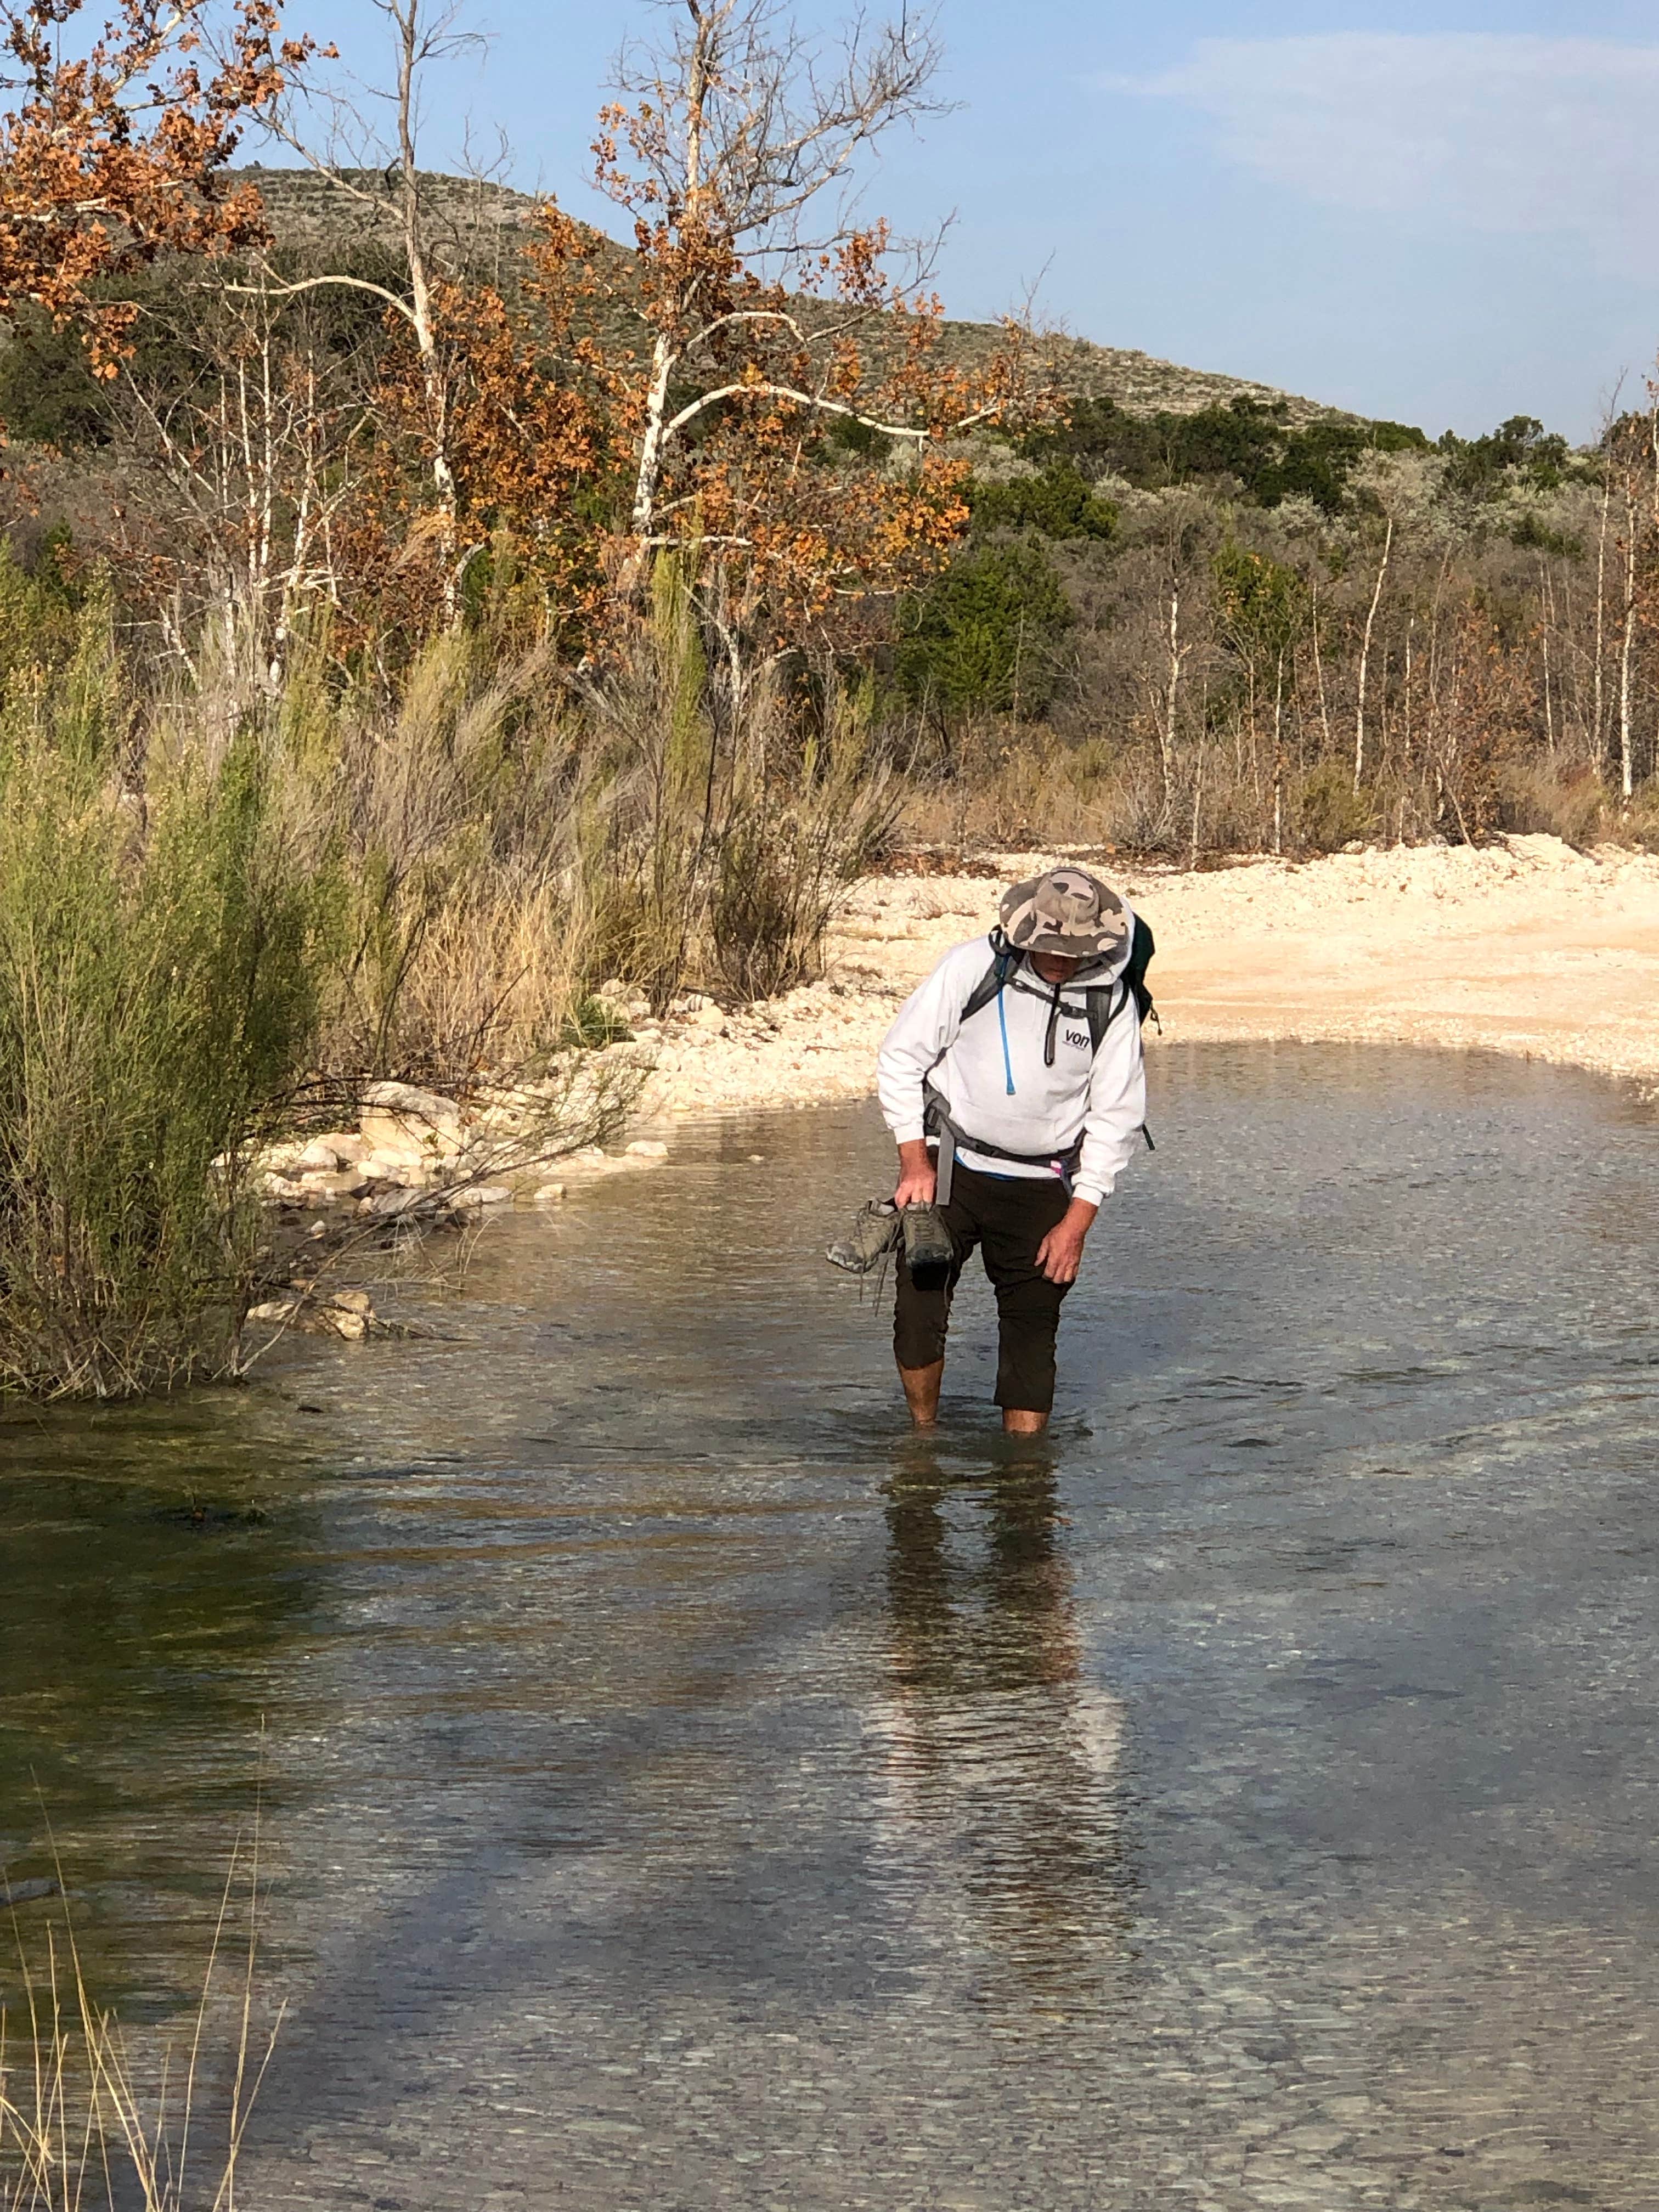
xmin=899 ymin=1359 xmax=945 ymax=1429
xmin=1002 ymin=1408 xmax=1049 ymax=1437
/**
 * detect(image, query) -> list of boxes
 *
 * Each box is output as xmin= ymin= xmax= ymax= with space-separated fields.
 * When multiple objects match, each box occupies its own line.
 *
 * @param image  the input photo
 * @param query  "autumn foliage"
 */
xmin=0 ymin=0 xmax=1040 ymax=681
xmin=337 ymin=210 xmax=627 ymax=648
xmin=590 ymin=8 xmax=1039 ymax=657
xmin=0 ymin=0 xmax=319 ymax=374
xmin=610 ymin=217 xmax=1034 ymax=650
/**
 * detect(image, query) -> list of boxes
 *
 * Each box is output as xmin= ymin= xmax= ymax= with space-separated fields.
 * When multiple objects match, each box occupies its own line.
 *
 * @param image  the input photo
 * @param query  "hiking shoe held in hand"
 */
xmin=826 ymin=1199 xmax=901 ymax=1274
xmin=901 ymin=1202 xmax=955 ymax=1290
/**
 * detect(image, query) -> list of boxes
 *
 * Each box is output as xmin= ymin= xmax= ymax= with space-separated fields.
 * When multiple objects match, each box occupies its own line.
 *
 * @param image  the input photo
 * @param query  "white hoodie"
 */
xmin=877 ymin=929 xmax=1148 ymax=1205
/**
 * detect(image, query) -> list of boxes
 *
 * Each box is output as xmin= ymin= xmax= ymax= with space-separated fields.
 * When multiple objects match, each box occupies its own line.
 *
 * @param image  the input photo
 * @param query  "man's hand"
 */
xmin=893 ymin=1138 xmax=936 ymax=1210
xmin=1035 ymin=1197 xmax=1098 ymax=1284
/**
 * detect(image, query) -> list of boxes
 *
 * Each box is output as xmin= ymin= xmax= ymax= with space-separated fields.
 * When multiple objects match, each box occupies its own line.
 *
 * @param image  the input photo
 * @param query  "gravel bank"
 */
xmin=635 ymin=834 xmax=1659 ymax=1124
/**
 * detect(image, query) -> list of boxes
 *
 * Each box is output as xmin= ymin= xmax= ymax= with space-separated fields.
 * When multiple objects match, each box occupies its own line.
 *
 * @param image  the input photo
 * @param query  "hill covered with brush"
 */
xmin=234 ymin=165 xmax=1350 ymax=427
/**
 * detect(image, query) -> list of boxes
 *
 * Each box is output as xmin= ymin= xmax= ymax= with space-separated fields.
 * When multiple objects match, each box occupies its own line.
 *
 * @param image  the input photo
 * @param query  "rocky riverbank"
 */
xmin=257 ymin=1078 xmax=670 ymax=1218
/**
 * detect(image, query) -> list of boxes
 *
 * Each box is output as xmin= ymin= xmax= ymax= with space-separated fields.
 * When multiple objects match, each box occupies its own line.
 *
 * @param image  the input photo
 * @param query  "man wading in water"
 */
xmin=873 ymin=867 xmax=1152 ymax=1436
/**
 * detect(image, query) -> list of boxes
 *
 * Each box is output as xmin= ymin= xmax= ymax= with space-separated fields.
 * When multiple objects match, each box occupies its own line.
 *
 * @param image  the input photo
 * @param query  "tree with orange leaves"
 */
xmin=592 ymin=0 xmax=1039 ymax=667
xmin=244 ymin=0 xmax=635 ymax=633
xmin=0 ymin=0 xmax=318 ymax=377
xmin=344 ymin=206 xmax=625 ymax=650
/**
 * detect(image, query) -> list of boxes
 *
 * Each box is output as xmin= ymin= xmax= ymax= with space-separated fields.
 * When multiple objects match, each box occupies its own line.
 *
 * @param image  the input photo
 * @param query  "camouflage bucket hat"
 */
xmin=998 ymin=867 xmax=1129 ymax=960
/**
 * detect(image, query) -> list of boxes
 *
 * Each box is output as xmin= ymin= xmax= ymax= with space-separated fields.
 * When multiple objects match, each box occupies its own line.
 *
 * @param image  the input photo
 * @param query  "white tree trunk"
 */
xmin=1594 ymin=469 xmax=1612 ymax=769
xmin=1160 ymin=584 xmax=1181 ymax=822
xmin=392 ymin=2 xmax=459 ymax=613
xmin=631 ymin=335 xmax=679 ymax=543
xmin=624 ymin=7 xmax=710 ymax=577
xmin=1620 ymin=490 xmax=1637 ymax=802
xmin=1354 ymin=516 xmax=1393 ymax=793
xmin=1310 ymin=583 xmax=1333 ymax=754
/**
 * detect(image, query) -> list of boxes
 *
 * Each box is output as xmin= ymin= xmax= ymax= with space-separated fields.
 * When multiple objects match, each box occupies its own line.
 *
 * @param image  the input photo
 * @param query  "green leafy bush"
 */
xmin=896 ymin=540 xmax=1074 ymax=716
xmin=0 ymin=605 xmax=336 ymax=1396
xmin=561 ymin=995 xmax=633 ymax=1046
xmin=1294 ymin=759 xmax=1375 ymax=854
xmin=1026 ymin=393 xmax=1430 ymax=513
xmin=970 ymin=464 xmax=1118 ymax=541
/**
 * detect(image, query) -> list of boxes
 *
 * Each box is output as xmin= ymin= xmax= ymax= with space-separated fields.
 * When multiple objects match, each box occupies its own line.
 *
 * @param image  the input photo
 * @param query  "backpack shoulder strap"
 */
xmin=958 ymin=929 xmax=1019 ymax=1029
xmin=1084 ymin=985 xmax=1116 ymax=1054
xmin=1084 ymin=914 xmax=1158 ymax=1052
xmin=961 ymin=917 xmax=1157 ymax=1050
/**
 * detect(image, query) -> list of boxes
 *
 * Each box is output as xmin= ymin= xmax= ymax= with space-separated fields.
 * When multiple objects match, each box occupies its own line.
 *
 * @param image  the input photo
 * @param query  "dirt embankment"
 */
xmin=634 ymin=835 xmax=1659 ymax=1124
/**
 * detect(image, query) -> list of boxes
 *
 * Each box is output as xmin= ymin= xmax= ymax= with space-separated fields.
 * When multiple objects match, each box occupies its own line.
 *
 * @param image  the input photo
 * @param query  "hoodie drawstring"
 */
xmin=996 ymin=985 xmax=1015 ymax=1094
xmin=1043 ymin=977 xmax=1063 ymax=1068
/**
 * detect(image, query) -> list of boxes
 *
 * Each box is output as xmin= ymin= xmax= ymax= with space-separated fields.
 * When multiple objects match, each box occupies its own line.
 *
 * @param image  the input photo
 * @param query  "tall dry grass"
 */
xmin=895 ymin=714 xmax=1659 ymax=862
xmin=278 ymin=629 xmax=595 ymax=1084
xmin=1 ymin=1838 xmax=280 ymax=2212
xmin=578 ymin=562 xmax=900 ymax=1009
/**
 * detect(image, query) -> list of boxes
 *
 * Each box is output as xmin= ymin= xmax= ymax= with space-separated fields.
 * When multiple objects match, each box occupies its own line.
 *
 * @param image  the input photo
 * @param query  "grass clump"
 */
xmin=0 ymin=616 xmax=334 ymax=1397
xmin=1 ymin=1835 xmax=281 ymax=2211
xmin=579 ymin=565 xmax=899 ymax=1011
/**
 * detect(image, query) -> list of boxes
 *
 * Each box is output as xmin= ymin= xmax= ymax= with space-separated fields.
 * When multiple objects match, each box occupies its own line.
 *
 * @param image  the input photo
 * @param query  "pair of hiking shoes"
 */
xmin=826 ymin=1198 xmax=955 ymax=1289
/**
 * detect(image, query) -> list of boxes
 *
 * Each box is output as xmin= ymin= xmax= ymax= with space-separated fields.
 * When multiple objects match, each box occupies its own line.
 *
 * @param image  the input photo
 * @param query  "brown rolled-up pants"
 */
xmin=893 ymin=1161 xmax=1075 ymax=1414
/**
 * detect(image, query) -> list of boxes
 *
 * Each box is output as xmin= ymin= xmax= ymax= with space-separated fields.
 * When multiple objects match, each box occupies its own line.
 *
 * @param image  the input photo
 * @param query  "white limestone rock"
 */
xmin=298 ymin=1167 xmax=370 ymax=1200
xmin=359 ymin=1080 xmax=464 ymax=1161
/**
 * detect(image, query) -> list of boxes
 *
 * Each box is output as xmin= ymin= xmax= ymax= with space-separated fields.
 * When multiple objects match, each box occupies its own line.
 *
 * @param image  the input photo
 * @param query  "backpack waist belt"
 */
xmin=922 ymin=1079 xmax=1082 ymax=1206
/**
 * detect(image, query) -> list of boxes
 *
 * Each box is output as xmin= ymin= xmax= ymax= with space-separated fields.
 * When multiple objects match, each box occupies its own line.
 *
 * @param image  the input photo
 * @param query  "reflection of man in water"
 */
xmin=868 ymin=1462 xmax=1132 ymax=2007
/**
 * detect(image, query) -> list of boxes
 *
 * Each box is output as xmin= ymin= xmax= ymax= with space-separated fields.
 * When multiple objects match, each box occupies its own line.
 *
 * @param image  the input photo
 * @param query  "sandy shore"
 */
xmin=634 ymin=834 xmax=1659 ymax=1126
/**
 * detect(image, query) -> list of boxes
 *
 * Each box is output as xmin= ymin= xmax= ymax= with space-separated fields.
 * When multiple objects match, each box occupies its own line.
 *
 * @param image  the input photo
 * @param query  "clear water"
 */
xmin=4 ymin=1044 xmax=1658 ymax=2210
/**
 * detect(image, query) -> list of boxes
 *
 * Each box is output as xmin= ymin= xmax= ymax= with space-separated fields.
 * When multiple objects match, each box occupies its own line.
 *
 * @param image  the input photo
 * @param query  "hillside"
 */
xmin=235 ymin=166 xmax=1345 ymax=426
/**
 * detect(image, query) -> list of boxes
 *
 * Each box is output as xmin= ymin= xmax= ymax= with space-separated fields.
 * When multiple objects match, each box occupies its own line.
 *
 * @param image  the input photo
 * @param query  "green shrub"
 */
xmin=970 ymin=464 xmax=1118 ymax=541
xmin=0 ymin=663 xmax=336 ymax=1396
xmin=1294 ymin=759 xmax=1375 ymax=853
xmin=1023 ymin=393 xmax=1431 ymax=511
xmin=0 ymin=535 xmax=83 ymax=692
xmin=561 ymin=995 xmax=633 ymax=1047
xmin=896 ymin=540 xmax=1074 ymax=716
xmin=0 ymin=307 xmax=114 ymax=449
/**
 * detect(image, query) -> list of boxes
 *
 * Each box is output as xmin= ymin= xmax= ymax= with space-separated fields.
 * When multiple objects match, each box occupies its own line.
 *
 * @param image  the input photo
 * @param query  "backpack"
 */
xmin=960 ymin=917 xmax=1158 ymax=1052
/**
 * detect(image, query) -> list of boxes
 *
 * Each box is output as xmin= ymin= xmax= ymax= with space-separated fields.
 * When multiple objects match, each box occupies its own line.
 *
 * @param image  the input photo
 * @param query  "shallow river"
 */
xmin=4 ymin=1045 xmax=1659 ymax=2211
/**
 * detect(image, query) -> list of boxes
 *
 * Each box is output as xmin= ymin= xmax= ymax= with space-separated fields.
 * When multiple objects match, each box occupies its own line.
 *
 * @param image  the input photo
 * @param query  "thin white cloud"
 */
xmin=1107 ymin=35 xmax=1659 ymax=274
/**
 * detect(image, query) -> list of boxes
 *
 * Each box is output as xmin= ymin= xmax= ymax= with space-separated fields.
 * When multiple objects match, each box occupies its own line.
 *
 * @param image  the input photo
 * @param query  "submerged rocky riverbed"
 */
xmin=3 ymin=1043 xmax=1657 ymax=2210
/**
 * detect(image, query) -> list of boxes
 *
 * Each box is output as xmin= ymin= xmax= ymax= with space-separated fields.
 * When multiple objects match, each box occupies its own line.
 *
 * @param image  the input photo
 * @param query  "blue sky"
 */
xmin=273 ymin=0 xmax=1659 ymax=439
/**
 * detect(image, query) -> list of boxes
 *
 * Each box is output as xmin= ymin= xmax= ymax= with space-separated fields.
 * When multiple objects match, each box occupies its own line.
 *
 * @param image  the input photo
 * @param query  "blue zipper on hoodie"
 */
xmin=996 ymin=986 xmax=1015 ymax=1094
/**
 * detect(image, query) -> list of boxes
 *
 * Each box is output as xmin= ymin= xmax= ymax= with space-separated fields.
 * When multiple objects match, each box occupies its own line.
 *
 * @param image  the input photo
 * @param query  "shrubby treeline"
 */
xmin=7 ymin=196 xmax=1654 ymax=879
xmin=896 ymin=404 xmax=1659 ymax=856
